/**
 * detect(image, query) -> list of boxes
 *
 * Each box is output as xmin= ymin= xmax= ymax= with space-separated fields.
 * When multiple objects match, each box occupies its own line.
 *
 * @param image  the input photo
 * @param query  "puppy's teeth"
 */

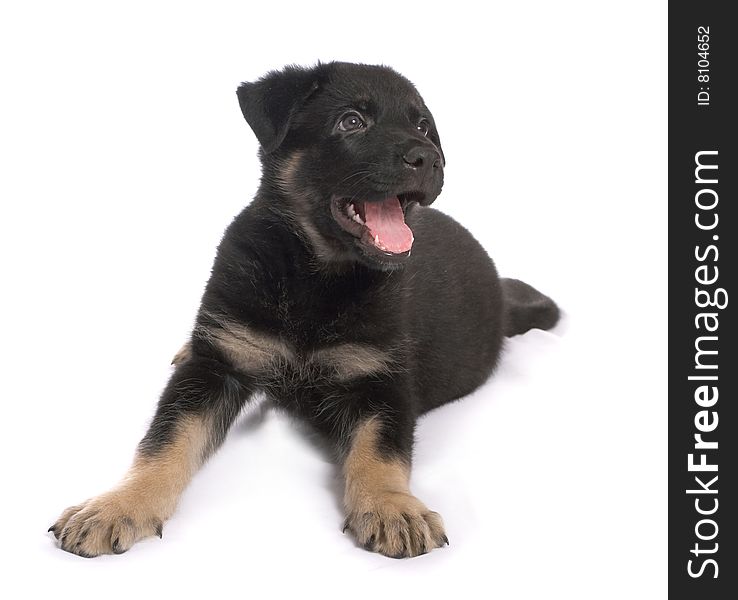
xmin=347 ymin=204 xmax=356 ymax=216
xmin=353 ymin=215 xmax=363 ymax=224
xmin=374 ymin=234 xmax=380 ymax=245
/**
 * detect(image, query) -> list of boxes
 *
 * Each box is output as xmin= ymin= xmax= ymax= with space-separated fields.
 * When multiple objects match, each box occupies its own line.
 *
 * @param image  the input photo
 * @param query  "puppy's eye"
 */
xmin=417 ymin=119 xmax=430 ymax=136
xmin=338 ymin=113 xmax=366 ymax=132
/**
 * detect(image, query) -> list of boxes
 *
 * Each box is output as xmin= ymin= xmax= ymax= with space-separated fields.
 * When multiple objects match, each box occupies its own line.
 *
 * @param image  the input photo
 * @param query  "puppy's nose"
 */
xmin=402 ymin=146 xmax=442 ymax=171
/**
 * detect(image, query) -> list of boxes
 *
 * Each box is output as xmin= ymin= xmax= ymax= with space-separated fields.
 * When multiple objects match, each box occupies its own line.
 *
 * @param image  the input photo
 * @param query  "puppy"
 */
xmin=50 ymin=62 xmax=559 ymax=558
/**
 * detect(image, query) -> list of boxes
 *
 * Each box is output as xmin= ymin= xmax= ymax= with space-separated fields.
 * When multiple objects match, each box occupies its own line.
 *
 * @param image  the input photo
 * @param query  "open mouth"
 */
xmin=330 ymin=192 xmax=425 ymax=256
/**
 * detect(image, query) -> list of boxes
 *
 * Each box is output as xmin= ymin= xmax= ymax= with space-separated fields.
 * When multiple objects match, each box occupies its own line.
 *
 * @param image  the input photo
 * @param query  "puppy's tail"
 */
xmin=501 ymin=278 xmax=560 ymax=337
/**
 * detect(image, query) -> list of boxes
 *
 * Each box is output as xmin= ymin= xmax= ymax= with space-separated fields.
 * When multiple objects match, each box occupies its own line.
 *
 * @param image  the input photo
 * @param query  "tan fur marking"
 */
xmin=51 ymin=416 xmax=209 ymax=557
xmin=196 ymin=315 xmax=392 ymax=381
xmin=196 ymin=316 xmax=294 ymax=373
xmin=343 ymin=418 xmax=411 ymax=509
xmin=275 ymin=150 xmax=345 ymax=262
xmin=210 ymin=322 xmax=294 ymax=370
xmin=342 ymin=418 xmax=448 ymax=558
xmin=311 ymin=343 xmax=394 ymax=379
xmin=120 ymin=415 xmax=209 ymax=518
xmin=275 ymin=150 xmax=305 ymax=195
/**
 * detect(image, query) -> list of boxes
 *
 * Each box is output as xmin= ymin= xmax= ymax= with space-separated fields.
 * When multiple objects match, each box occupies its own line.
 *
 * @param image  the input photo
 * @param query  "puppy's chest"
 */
xmin=207 ymin=290 xmax=404 ymax=387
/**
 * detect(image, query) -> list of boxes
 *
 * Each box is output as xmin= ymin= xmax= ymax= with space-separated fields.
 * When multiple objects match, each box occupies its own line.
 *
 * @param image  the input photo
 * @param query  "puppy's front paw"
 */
xmin=49 ymin=492 xmax=163 ymax=558
xmin=344 ymin=492 xmax=448 ymax=558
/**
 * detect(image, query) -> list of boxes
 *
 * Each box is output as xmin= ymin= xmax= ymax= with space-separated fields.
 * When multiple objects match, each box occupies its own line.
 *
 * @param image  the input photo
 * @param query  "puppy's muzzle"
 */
xmin=397 ymin=143 xmax=444 ymax=206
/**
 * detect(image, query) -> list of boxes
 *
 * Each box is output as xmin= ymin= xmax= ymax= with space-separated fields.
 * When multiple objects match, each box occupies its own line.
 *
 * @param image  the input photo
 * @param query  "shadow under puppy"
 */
xmin=50 ymin=62 xmax=559 ymax=558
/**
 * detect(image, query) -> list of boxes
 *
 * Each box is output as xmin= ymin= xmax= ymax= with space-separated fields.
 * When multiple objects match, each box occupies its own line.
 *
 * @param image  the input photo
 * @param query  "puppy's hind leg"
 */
xmin=171 ymin=341 xmax=192 ymax=365
xmin=50 ymin=358 xmax=254 ymax=557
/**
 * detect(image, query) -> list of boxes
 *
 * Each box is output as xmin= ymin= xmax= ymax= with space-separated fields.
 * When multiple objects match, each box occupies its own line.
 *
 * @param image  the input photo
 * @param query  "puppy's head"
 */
xmin=237 ymin=62 xmax=444 ymax=270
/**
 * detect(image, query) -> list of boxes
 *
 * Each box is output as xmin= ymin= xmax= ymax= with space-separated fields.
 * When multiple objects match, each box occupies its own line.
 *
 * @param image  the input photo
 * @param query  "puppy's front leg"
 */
xmin=50 ymin=357 xmax=253 ymax=557
xmin=342 ymin=415 xmax=448 ymax=558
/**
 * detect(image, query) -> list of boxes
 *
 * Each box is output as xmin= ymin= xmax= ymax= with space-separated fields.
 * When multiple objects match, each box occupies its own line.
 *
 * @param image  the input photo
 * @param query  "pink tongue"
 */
xmin=363 ymin=197 xmax=414 ymax=253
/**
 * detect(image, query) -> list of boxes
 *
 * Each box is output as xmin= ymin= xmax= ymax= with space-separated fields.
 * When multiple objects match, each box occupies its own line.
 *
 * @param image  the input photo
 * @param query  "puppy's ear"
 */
xmin=237 ymin=65 xmax=319 ymax=154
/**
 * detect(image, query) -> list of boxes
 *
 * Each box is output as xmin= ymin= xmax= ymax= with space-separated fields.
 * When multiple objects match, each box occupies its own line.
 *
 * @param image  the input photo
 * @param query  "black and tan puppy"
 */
xmin=50 ymin=62 xmax=559 ymax=558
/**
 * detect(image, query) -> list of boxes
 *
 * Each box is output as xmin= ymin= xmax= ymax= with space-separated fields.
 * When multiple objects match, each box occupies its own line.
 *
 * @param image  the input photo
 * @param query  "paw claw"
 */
xmin=111 ymin=538 xmax=126 ymax=554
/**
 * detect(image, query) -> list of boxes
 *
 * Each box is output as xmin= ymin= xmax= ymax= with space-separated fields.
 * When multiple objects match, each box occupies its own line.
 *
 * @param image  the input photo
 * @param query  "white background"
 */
xmin=0 ymin=1 xmax=666 ymax=598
